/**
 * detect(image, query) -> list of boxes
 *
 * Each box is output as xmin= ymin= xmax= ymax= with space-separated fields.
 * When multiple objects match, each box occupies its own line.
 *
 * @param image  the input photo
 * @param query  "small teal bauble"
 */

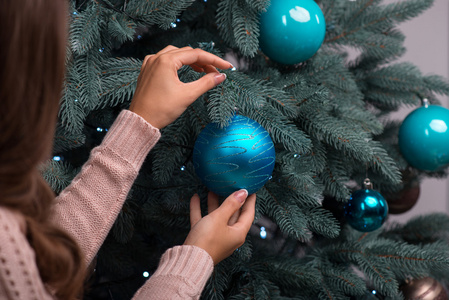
xmin=398 ymin=104 xmax=449 ymax=171
xmin=344 ymin=189 xmax=388 ymax=232
xmin=193 ymin=115 xmax=275 ymax=197
xmin=259 ymin=0 xmax=326 ymax=65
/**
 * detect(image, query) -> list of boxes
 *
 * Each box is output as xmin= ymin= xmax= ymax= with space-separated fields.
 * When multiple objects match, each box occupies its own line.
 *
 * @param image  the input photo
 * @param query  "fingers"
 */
xmin=228 ymin=210 xmax=240 ymax=226
xmin=184 ymin=72 xmax=226 ymax=99
xmin=190 ymin=64 xmax=205 ymax=73
xmin=141 ymin=55 xmax=153 ymax=69
xmin=158 ymin=45 xmax=179 ymax=54
xmin=190 ymin=194 xmax=202 ymax=227
xmin=233 ymin=193 xmax=256 ymax=232
xmin=207 ymin=192 xmax=219 ymax=214
xmin=171 ymin=48 xmax=232 ymax=70
xmin=143 ymin=46 xmax=231 ymax=71
xmin=215 ymin=189 xmax=248 ymax=221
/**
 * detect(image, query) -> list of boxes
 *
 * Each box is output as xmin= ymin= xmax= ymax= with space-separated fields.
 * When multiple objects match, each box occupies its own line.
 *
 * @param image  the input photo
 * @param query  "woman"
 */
xmin=0 ymin=0 xmax=256 ymax=299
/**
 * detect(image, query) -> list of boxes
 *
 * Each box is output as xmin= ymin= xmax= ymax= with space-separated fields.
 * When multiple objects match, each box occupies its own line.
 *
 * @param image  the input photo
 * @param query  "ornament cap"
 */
xmin=422 ymin=98 xmax=429 ymax=108
xmin=363 ymin=178 xmax=373 ymax=190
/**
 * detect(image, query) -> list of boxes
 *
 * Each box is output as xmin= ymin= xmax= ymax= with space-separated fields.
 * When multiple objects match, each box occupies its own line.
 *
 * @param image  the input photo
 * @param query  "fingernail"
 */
xmin=214 ymin=73 xmax=227 ymax=86
xmin=229 ymin=63 xmax=237 ymax=71
xmin=234 ymin=189 xmax=248 ymax=204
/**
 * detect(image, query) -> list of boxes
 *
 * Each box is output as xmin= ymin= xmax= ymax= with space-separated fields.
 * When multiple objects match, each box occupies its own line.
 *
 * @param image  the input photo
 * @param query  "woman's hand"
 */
xmin=184 ymin=190 xmax=256 ymax=265
xmin=129 ymin=45 xmax=232 ymax=129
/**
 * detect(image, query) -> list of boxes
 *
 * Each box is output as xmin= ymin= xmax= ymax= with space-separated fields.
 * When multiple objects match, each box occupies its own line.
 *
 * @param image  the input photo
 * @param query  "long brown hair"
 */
xmin=0 ymin=0 xmax=85 ymax=298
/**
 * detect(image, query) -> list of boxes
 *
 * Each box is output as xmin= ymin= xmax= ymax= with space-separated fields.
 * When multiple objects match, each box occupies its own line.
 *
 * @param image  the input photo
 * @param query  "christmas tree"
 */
xmin=44 ymin=0 xmax=449 ymax=298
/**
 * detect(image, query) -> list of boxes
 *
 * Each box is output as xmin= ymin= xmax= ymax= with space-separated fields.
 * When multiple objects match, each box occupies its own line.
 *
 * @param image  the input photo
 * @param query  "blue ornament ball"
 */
xmin=259 ymin=0 xmax=326 ymax=65
xmin=193 ymin=115 xmax=275 ymax=197
xmin=344 ymin=189 xmax=388 ymax=232
xmin=398 ymin=105 xmax=449 ymax=171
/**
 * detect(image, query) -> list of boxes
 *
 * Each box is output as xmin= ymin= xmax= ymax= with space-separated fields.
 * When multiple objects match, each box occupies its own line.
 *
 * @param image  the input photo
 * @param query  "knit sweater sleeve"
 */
xmin=133 ymin=246 xmax=214 ymax=300
xmin=50 ymin=109 xmax=214 ymax=299
xmin=50 ymin=109 xmax=161 ymax=266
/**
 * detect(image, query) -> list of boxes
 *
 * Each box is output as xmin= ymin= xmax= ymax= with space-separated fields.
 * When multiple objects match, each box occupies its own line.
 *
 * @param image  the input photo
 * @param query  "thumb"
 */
xmin=186 ymin=72 xmax=227 ymax=98
xmin=217 ymin=189 xmax=248 ymax=220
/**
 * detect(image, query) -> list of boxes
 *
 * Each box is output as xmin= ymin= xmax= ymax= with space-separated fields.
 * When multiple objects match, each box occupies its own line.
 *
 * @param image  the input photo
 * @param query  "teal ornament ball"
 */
xmin=259 ymin=0 xmax=326 ymax=65
xmin=398 ymin=105 xmax=449 ymax=171
xmin=193 ymin=115 xmax=275 ymax=197
xmin=344 ymin=189 xmax=388 ymax=232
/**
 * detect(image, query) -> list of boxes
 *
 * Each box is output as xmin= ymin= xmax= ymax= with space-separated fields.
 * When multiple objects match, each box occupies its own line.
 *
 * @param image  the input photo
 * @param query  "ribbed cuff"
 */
xmin=154 ymin=245 xmax=214 ymax=286
xmin=100 ymin=110 xmax=161 ymax=168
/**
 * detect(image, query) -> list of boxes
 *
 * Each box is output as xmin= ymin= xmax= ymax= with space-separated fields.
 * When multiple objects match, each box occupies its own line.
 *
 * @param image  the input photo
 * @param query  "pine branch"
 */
xmin=107 ymin=12 xmax=137 ymax=44
xmin=383 ymin=213 xmax=449 ymax=243
xmin=304 ymin=207 xmax=340 ymax=239
xmin=40 ymin=160 xmax=78 ymax=194
xmin=53 ymin=124 xmax=86 ymax=153
xmin=98 ymin=57 xmax=141 ymax=108
xmin=151 ymin=113 xmax=194 ymax=184
xmin=247 ymin=106 xmax=311 ymax=154
xmin=112 ymin=200 xmax=136 ymax=244
xmin=77 ymin=53 xmax=103 ymax=110
xmin=59 ymin=61 xmax=86 ymax=134
xmin=320 ymin=265 xmax=366 ymax=297
xmin=125 ymin=0 xmax=196 ymax=29
xmin=259 ymin=186 xmax=312 ymax=242
xmin=231 ymin=1 xmax=260 ymax=57
xmin=69 ymin=2 xmax=103 ymax=55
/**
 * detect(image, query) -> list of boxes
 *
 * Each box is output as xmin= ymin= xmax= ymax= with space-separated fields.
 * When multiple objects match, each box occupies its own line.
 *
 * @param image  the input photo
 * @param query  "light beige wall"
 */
xmin=384 ymin=0 xmax=449 ymax=223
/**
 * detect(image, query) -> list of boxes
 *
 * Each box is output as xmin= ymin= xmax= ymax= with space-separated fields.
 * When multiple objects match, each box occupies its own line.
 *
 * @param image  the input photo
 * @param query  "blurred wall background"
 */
xmin=384 ymin=0 xmax=449 ymax=223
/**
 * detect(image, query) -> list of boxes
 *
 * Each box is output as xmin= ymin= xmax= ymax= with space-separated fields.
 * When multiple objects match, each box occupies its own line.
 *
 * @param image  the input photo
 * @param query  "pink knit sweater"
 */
xmin=0 ymin=110 xmax=214 ymax=299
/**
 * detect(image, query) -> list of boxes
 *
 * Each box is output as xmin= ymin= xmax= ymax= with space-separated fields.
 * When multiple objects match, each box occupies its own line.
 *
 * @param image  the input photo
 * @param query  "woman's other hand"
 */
xmin=184 ymin=190 xmax=256 ymax=265
xmin=129 ymin=45 xmax=232 ymax=129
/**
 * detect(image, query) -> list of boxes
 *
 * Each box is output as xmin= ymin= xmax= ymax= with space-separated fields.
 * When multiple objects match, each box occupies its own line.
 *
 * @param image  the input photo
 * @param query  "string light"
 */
xmin=180 ymin=165 xmax=186 ymax=171
xmin=142 ymin=271 xmax=150 ymax=278
xmin=97 ymin=127 xmax=104 ymax=132
xmin=53 ymin=156 xmax=62 ymax=162
xmin=99 ymin=48 xmax=104 ymax=53
xmin=260 ymin=226 xmax=267 ymax=239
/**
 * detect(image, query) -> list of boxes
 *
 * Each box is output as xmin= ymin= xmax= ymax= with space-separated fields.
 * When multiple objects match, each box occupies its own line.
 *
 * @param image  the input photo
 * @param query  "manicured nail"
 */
xmin=234 ymin=189 xmax=248 ymax=204
xmin=214 ymin=73 xmax=227 ymax=86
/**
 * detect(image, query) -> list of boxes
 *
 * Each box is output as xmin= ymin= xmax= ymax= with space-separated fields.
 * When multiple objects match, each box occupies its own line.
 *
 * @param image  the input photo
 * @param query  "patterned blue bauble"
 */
xmin=193 ymin=115 xmax=275 ymax=197
xmin=398 ymin=105 xmax=449 ymax=171
xmin=259 ymin=0 xmax=326 ymax=65
xmin=344 ymin=189 xmax=388 ymax=232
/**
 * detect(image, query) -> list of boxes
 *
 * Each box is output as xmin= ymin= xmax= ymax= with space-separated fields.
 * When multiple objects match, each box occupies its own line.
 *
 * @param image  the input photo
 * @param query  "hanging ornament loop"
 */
xmin=363 ymin=178 xmax=373 ymax=190
xmin=422 ymin=97 xmax=429 ymax=108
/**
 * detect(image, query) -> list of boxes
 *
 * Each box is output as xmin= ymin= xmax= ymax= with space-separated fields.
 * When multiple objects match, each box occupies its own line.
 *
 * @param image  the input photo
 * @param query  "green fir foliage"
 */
xmin=40 ymin=160 xmax=78 ymax=194
xmin=52 ymin=0 xmax=449 ymax=299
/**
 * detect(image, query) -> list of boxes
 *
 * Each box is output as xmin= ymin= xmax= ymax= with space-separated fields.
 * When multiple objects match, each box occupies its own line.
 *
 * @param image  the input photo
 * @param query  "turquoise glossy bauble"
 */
xmin=259 ymin=0 xmax=326 ymax=65
xmin=344 ymin=189 xmax=388 ymax=232
xmin=193 ymin=115 xmax=275 ymax=197
xmin=398 ymin=105 xmax=449 ymax=171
